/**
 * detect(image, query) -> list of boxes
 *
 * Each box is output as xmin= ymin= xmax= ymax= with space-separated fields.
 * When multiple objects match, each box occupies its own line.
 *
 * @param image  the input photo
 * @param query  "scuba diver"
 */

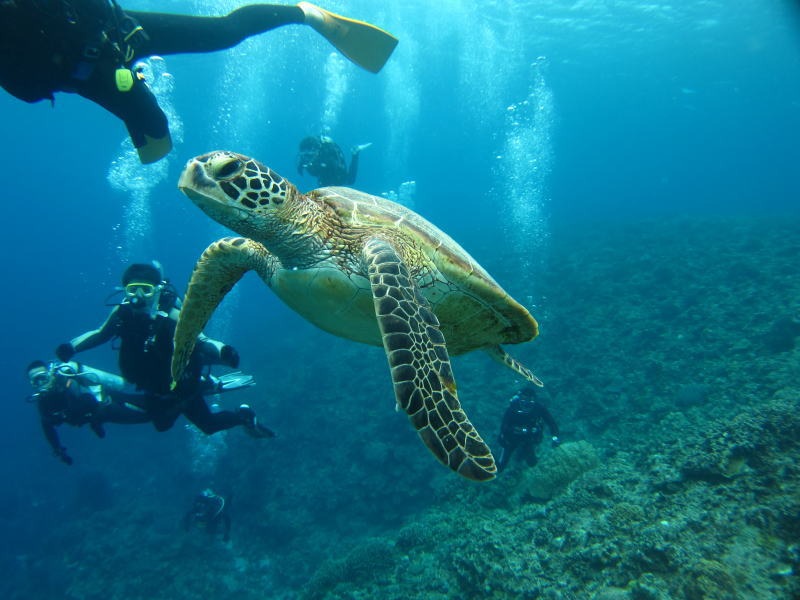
xmin=26 ymin=359 xmax=152 ymax=465
xmin=0 ymin=1 xmax=398 ymax=164
xmin=183 ymin=488 xmax=232 ymax=542
xmin=497 ymin=386 xmax=560 ymax=473
xmin=297 ymin=135 xmax=372 ymax=186
xmin=55 ymin=260 xmax=275 ymax=439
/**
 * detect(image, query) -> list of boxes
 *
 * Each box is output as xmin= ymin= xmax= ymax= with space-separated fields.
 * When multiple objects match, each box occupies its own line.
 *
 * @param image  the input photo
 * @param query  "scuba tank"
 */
xmin=52 ymin=361 xmax=127 ymax=393
xmin=75 ymin=364 xmax=126 ymax=393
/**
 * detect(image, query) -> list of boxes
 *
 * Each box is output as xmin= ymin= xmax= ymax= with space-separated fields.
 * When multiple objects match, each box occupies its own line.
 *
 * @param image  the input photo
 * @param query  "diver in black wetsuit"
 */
xmin=0 ymin=1 xmax=397 ymax=164
xmin=497 ymin=386 xmax=560 ymax=473
xmin=55 ymin=261 xmax=275 ymax=439
xmin=183 ymin=489 xmax=232 ymax=542
xmin=27 ymin=359 xmax=152 ymax=465
xmin=297 ymin=135 xmax=371 ymax=186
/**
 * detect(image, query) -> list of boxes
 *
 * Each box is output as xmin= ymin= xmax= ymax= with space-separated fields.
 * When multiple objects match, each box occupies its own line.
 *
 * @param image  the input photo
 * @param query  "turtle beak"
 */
xmin=178 ymin=158 xmax=224 ymax=218
xmin=178 ymin=156 xmax=224 ymax=207
xmin=178 ymin=155 xmax=252 ymax=232
xmin=178 ymin=157 xmax=203 ymax=193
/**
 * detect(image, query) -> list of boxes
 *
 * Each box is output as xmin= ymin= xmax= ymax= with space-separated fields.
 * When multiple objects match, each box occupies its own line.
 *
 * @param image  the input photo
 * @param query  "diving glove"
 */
xmin=55 ymin=446 xmax=73 ymax=466
xmin=56 ymin=342 xmax=75 ymax=363
xmin=351 ymin=142 xmax=373 ymax=154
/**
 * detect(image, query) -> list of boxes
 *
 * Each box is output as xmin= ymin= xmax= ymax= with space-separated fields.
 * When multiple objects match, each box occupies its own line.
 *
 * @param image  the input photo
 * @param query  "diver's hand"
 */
xmin=90 ymin=420 xmax=106 ymax=439
xmin=220 ymin=345 xmax=240 ymax=369
xmin=55 ymin=447 xmax=73 ymax=466
xmin=56 ymin=342 xmax=75 ymax=362
xmin=351 ymin=142 xmax=372 ymax=155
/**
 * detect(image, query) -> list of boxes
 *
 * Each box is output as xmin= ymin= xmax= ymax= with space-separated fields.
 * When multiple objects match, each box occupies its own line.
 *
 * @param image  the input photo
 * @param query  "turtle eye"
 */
xmin=213 ymin=157 xmax=244 ymax=180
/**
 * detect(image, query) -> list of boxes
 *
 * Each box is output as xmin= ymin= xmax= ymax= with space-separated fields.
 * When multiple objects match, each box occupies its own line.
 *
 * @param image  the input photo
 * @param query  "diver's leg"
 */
xmin=128 ymin=6 xmax=303 ymax=57
xmin=129 ymin=4 xmax=398 ymax=73
xmin=222 ymin=515 xmax=231 ymax=542
xmin=151 ymin=408 xmax=180 ymax=432
xmin=346 ymin=152 xmax=360 ymax=185
xmin=89 ymin=421 xmax=106 ymax=438
xmin=496 ymin=443 xmax=514 ymax=473
xmin=182 ymin=393 xmax=242 ymax=435
xmin=102 ymin=393 xmax=153 ymax=425
xmin=76 ymin=63 xmax=172 ymax=164
xmin=523 ymin=441 xmax=539 ymax=467
xmin=145 ymin=395 xmax=182 ymax=432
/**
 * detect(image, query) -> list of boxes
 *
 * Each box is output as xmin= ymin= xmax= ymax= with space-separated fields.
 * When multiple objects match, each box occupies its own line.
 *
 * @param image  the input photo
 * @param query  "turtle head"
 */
xmin=178 ymin=151 xmax=295 ymax=240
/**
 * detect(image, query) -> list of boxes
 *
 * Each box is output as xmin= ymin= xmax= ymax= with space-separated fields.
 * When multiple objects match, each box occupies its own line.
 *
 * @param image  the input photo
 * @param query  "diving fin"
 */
xmin=136 ymin=131 xmax=172 ymax=164
xmin=216 ymin=371 xmax=256 ymax=392
xmin=299 ymin=2 xmax=398 ymax=73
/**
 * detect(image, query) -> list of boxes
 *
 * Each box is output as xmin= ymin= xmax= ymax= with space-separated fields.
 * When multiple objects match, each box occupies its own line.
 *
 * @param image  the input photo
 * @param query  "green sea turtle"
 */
xmin=172 ymin=151 xmax=542 ymax=481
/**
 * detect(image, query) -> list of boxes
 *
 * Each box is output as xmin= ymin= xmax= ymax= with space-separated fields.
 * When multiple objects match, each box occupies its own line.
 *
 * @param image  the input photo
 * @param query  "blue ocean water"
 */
xmin=1 ymin=1 xmax=799 ymax=598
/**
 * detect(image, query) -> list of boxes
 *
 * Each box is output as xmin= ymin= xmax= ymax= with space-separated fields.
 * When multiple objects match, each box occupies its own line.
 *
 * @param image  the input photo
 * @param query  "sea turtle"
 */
xmin=172 ymin=151 xmax=542 ymax=481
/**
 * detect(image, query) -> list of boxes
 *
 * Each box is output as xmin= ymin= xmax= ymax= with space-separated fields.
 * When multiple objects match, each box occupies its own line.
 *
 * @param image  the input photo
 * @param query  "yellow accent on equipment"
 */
xmin=123 ymin=25 xmax=144 ymax=43
xmin=299 ymin=2 xmax=398 ymax=74
xmin=115 ymin=68 xmax=134 ymax=92
xmin=125 ymin=282 xmax=156 ymax=298
xmin=136 ymin=132 xmax=173 ymax=164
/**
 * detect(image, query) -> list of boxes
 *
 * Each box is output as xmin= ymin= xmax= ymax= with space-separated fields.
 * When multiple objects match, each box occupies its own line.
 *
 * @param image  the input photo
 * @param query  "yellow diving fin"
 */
xmin=136 ymin=132 xmax=173 ymax=164
xmin=299 ymin=2 xmax=398 ymax=73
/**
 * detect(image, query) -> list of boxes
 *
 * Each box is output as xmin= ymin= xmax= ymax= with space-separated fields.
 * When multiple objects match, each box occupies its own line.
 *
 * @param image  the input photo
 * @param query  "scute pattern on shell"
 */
xmin=173 ymin=151 xmax=542 ymax=481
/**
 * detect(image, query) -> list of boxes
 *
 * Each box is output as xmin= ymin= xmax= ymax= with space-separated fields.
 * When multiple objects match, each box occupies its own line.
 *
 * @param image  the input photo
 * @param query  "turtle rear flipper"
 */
xmin=484 ymin=345 xmax=543 ymax=387
xmin=363 ymin=238 xmax=496 ymax=482
xmin=172 ymin=237 xmax=277 ymax=386
xmin=299 ymin=2 xmax=398 ymax=73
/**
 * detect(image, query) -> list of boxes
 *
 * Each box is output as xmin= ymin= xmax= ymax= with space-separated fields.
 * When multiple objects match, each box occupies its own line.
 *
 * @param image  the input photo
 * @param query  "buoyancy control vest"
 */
xmin=0 ymin=0 xmax=135 ymax=101
xmin=114 ymin=284 xmax=199 ymax=396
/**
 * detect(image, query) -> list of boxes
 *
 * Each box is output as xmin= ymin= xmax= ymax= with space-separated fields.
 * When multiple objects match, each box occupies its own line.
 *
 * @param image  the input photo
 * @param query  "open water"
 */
xmin=1 ymin=1 xmax=799 ymax=598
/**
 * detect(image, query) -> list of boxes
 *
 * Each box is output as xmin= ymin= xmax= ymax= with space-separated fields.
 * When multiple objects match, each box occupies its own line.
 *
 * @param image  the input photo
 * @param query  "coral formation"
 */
xmin=6 ymin=218 xmax=800 ymax=600
xmin=519 ymin=440 xmax=600 ymax=501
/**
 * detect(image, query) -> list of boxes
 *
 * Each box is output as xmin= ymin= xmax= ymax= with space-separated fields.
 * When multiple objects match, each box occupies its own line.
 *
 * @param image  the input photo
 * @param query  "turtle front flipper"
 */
xmin=363 ymin=238 xmax=496 ymax=481
xmin=172 ymin=237 xmax=276 ymax=386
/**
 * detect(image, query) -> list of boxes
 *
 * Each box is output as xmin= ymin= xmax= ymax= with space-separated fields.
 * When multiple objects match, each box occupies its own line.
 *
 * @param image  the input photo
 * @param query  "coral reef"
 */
xmin=761 ymin=311 xmax=800 ymax=353
xmin=519 ymin=440 xmax=600 ymax=501
xmin=7 ymin=218 xmax=800 ymax=599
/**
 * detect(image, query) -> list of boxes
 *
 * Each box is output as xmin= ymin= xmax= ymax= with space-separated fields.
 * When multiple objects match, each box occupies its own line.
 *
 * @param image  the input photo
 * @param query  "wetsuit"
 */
xmin=497 ymin=394 xmax=559 ymax=472
xmin=297 ymin=136 xmax=359 ymax=186
xmin=0 ymin=1 xmax=305 ymax=162
xmin=60 ymin=288 xmax=243 ymax=434
xmin=35 ymin=374 xmax=151 ymax=464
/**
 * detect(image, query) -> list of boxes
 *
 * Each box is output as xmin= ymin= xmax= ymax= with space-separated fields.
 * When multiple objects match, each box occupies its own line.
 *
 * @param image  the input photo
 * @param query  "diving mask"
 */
xmin=125 ymin=281 xmax=157 ymax=298
xmin=29 ymin=367 xmax=54 ymax=392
